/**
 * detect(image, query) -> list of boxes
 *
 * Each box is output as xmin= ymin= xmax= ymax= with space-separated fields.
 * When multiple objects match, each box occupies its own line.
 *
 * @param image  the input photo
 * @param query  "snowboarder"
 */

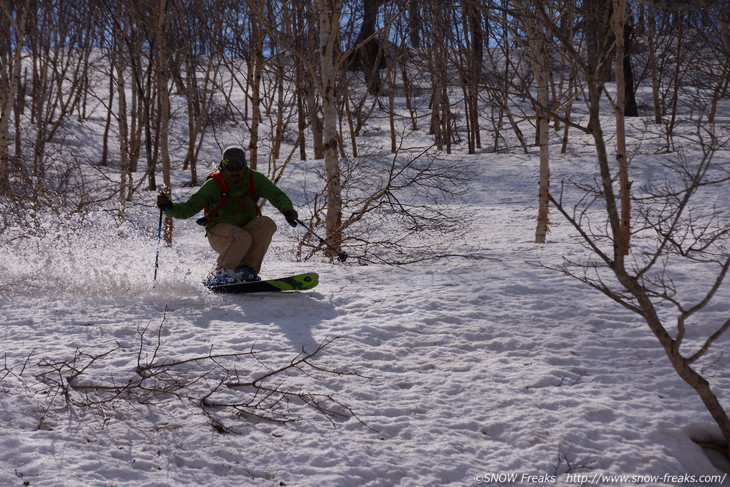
xmin=156 ymin=145 xmax=298 ymax=286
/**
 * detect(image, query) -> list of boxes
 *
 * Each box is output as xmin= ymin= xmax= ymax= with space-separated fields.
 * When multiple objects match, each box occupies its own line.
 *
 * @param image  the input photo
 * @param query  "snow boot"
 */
xmin=233 ymin=265 xmax=260 ymax=282
xmin=203 ymin=269 xmax=239 ymax=287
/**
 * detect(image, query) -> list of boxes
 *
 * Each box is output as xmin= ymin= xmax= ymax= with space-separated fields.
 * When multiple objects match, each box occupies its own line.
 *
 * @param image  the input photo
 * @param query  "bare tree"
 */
xmin=0 ymin=0 xmax=30 ymax=189
xmin=348 ymin=0 xmax=385 ymax=96
xmin=513 ymin=0 xmax=553 ymax=244
xmin=481 ymin=4 xmax=530 ymax=154
xmin=300 ymin=0 xmax=325 ymax=160
xmin=504 ymin=0 xmax=730 ymax=458
xmin=296 ymin=133 xmax=475 ymax=265
xmin=153 ymin=0 xmax=174 ymax=245
xmin=703 ymin=5 xmax=730 ymax=123
xmin=428 ymin=3 xmax=452 ymax=153
xmin=111 ymin=3 xmax=133 ymax=220
xmin=246 ymin=0 xmax=265 ymax=171
xmin=551 ymin=123 xmax=730 ymax=459
xmin=27 ymin=1 xmax=87 ymax=177
xmin=610 ymin=0 xmax=632 ymax=254
xmin=176 ymin=2 xmax=224 ymax=186
xmin=316 ymin=0 xmax=345 ymax=255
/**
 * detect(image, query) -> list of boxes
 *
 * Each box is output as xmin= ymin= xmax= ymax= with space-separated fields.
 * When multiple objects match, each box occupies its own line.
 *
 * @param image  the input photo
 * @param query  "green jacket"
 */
xmin=165 ymin=169 xmax=293 ymax=227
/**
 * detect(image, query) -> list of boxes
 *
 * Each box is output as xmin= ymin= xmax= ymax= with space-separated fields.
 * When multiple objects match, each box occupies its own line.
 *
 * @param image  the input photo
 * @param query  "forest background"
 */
xmin=3 ymin=0 xmax=728 ymax=248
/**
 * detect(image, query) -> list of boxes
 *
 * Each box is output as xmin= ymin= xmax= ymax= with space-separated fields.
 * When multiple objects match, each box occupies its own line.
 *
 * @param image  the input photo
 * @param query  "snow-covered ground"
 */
xmin=1 ymin=82 xmax=730 ymax=485
xmin=1 ymin=142 xmax=729 ymax=486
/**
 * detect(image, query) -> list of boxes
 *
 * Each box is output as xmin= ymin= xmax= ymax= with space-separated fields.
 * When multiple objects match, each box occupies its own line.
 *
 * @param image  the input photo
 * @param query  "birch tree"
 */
xmin=551 ymin=110 xmax=730 ymax=462
xmin=514 ymin=0 xmax=552 ymax=244
xmin=611 ymin=0 xmax=631 ymax=254
xmin=247 ymin=0 xmax=265 ymax=171
xmin=316 ymin=0 xmax=344 ymax=255
xmin=546 ymin=0 xmax=730 ymax=456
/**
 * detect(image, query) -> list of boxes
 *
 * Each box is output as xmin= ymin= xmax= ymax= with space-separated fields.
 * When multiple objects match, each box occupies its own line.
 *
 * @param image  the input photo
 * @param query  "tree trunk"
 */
xmin=0 ymin=0 xmax=30 ymax=189
xmin=561 ymin=65 xmax=577 ymax=154
xmin=707 ymin=6 xmax=730 ymax=123
xmin=307 ymin=4 xmax=324 ymax=160
xmin=588 ymin=80 xmax=626 ymax=265
xmin=430 ymin=4 xmax=449 ymax=152
xmin=534 ymin=49 xmax=551 ymax=244
xmin=408 ymin=1 xmax=422 ymax=48
xmin=611 ymin=0 xmax=632 ymax=255
xmin=517 ymin=0 xmax=551 ymax=243
xmin=155 ymin=0 xmax=173 ymax=245
xmin=646 ymin=6 xmax=663 ymax=123
xmin=351 ymin=0 xmax=384 ymax=95
xmin=248 ymin=0 xmax=265 ymax=171
xmin=317 ymin=0 xmax=343 ymax=255
xmin=386 ymin=60 xmax=396 ymax=154
xmin=113 ymin=5 xmax=131 ymax=220
xmin=623 ymin=14 xmax=639 ymax=117
xmin=293 ymin=0 xmax=308 ymax=161
xmin=464 ymin=0 xmax=482 ymax=153
xmin=616 ymin=268 xmax=730 ymax=459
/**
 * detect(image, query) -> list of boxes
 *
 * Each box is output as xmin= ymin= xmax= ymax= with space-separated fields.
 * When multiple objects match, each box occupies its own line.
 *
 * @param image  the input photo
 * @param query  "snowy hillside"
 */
xmin=1 ymin=115 xmax=730 ymax=487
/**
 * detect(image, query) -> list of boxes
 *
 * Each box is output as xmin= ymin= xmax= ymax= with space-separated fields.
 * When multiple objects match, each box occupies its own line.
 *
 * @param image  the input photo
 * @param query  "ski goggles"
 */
xmin=221 ymin=159 xmax=246 ymax=172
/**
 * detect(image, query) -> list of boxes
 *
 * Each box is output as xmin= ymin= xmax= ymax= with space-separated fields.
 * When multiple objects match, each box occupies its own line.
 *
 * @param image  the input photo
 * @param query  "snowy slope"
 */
xmin=1 ymin=138 xmax=729 ymax=487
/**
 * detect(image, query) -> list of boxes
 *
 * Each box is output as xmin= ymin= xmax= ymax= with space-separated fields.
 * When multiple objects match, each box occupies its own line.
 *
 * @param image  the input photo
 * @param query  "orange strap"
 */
xmin=204 ymin=171 xmax=261 ymax=226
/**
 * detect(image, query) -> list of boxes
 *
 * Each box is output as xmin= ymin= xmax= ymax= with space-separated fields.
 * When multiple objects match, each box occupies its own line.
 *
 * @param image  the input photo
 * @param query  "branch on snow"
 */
xmin=27 ymin=320 xmax=367 ymax=433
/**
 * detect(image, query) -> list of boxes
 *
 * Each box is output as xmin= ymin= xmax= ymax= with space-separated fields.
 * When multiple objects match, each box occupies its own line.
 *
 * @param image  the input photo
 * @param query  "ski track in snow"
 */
xmin=1 ymin=154 xmax=730 ymax=486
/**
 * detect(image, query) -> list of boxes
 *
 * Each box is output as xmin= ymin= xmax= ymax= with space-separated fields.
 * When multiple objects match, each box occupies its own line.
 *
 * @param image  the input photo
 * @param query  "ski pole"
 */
xmin=294 ymin=219 xmax=348 ymax=262
xmin=153 ymin=206 xmax=164 ymax=281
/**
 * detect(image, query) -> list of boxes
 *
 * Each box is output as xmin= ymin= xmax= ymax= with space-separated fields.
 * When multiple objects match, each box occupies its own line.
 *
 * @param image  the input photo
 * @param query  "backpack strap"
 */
xmin=203 ymin=171 xmax=230 ymax=225
xmin=210 ymin=171 xmax=229 ymax=194
xmin=196 ymin=170 xmax=260 ymax=227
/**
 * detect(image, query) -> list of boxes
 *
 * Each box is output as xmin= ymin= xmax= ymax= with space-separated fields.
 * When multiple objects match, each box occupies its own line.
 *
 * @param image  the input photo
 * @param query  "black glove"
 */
xmin=284 ymin=208 xmax=298 ymax=225
xmin=157 ymin=193 xmax=172 ymax=210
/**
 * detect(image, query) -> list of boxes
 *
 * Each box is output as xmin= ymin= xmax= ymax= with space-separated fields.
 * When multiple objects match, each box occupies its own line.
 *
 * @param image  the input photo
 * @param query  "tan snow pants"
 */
xmin=206 ymin=216 xmax=277 ymax=273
